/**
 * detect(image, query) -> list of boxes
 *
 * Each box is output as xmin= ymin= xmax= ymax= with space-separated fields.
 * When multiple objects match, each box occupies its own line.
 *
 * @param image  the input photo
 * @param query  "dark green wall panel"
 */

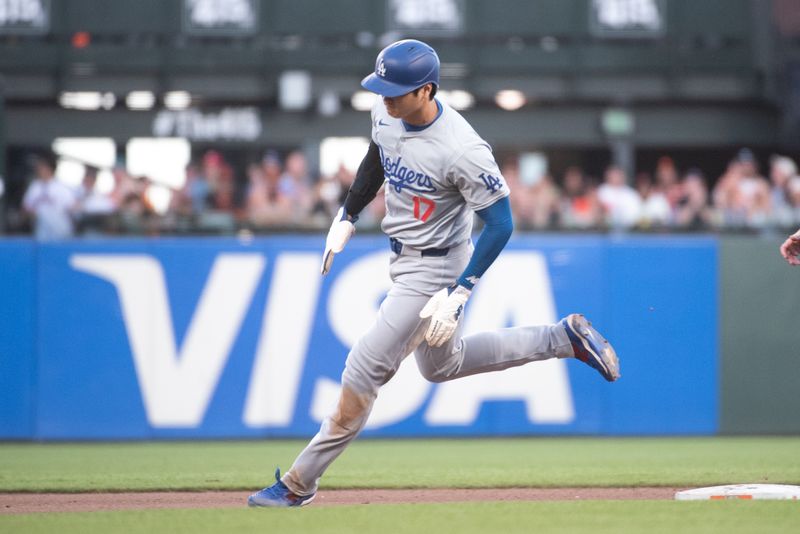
xmin=720 ymin=236 xmax=800 ymax=434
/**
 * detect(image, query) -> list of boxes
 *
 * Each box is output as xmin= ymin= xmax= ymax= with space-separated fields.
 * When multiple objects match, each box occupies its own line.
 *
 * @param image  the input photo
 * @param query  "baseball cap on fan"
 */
xmin=361 ymin=39 xmax=440 ymax=97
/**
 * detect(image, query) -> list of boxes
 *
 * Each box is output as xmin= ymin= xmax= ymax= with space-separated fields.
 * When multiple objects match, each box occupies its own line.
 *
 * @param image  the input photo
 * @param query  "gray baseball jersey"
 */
xmin=372 ymin=99 xmax=510 ymax=250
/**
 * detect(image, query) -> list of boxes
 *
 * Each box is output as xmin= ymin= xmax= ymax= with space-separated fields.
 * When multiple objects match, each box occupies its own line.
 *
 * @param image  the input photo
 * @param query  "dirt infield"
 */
xmin=1 ymin=487 xmax=682 ymax=514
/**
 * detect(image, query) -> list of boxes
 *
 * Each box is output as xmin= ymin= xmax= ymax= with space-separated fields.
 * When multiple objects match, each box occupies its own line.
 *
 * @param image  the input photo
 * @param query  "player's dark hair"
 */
xmin=413 ymin=83 xmax=437 ymax=101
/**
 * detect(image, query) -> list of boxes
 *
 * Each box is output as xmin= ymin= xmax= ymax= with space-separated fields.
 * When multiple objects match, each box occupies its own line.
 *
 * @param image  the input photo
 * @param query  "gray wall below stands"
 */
xmin=720 ymin=236 xmax=800 ymax=434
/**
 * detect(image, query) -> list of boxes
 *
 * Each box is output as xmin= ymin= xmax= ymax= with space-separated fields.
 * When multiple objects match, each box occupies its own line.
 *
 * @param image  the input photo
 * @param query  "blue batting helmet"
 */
xmin=361 ymin=39 xmax=440 ymax=97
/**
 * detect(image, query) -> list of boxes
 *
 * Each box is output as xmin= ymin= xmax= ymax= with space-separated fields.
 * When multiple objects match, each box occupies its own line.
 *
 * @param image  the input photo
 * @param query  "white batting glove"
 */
xmin=419 ymin=285 xmax=472 ymax=347
xmin=321 ymin=207 xmax=356 ymax=275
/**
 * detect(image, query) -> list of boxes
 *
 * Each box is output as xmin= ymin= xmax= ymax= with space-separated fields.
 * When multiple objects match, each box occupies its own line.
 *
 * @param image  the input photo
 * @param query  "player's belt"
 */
xmin=389 ymin=237 xmax=449 ymax=257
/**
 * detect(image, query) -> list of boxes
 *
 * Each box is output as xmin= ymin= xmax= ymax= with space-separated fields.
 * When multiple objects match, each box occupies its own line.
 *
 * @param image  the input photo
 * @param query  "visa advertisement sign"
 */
xmin=0 ymin=235 xmax=718 ymax=439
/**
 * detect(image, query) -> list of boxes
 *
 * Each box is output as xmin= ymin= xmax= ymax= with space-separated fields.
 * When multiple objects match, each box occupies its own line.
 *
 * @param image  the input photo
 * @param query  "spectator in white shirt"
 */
xmin=635 ymin=172 xmax=671 ymax=228
xmin=76 ymin=165 xmax=116 ymax=235
xmin=22 ymin=154 xmax=77 ymax=240
xmin=597 ymin=165 xmax=642 ymax=229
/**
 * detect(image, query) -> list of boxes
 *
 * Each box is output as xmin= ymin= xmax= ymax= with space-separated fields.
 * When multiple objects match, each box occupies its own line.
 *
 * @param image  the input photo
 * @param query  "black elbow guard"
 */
xmin=344 ymin=141 xmax=384 ymax=216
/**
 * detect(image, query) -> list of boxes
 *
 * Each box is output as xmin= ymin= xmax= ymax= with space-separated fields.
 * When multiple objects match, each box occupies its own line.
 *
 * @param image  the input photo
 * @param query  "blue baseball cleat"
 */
xmin=561 ymin=314 xmax=620 ymax=382
xmin=248 ymin=468 xmax=316 ymax=508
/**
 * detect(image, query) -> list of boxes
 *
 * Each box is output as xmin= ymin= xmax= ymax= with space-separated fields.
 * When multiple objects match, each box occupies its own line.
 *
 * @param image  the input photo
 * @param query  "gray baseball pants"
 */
xmin=282 ymin=242 xmax=574 ymax=495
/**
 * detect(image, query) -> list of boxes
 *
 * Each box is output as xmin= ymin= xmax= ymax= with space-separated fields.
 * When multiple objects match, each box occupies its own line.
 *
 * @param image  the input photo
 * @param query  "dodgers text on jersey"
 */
xmin=379 ymin=146 xmax=437 ymax=194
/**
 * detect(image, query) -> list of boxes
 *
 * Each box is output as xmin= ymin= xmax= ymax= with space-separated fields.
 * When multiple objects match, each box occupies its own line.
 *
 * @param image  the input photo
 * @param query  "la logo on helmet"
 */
xmin=377 ymin=59 xmax=386 ymax=77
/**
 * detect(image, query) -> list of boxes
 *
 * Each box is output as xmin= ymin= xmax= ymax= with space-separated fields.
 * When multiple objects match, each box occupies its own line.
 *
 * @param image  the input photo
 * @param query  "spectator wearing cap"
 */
xmin=22 ymin=154 xmax=77 ymax=240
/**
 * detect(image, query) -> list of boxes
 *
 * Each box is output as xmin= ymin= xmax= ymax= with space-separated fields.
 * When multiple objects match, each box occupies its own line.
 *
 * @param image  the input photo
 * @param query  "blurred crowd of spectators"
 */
xmin=8 ymin=146 xmax=800 ymax=240
xmin=171 ymin=149 xmax=385 ymax=233
xmin=10 ymin=149 xmax=380 ymax=239
xmin=506 ymin=148 xmax=800 ymax=233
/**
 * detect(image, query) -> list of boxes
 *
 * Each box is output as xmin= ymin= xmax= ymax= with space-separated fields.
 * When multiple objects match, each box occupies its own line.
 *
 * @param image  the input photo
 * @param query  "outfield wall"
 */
xmin=720 ymin=237 xmax=800 ymax=434
xmin=0 ymin=234 xmax=749 ymax=440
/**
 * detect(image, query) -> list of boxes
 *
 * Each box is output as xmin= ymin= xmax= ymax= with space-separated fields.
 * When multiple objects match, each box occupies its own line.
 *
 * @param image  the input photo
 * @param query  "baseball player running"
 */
xmin=249 ymin=39 xmax=620 ymax=508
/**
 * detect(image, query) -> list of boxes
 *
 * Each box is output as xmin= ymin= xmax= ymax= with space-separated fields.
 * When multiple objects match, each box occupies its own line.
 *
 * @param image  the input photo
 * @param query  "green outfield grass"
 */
xmin=1 ymin=437 xmax=799 ymax=492
xmin=2 ymin=501 xmax=799 ymax=534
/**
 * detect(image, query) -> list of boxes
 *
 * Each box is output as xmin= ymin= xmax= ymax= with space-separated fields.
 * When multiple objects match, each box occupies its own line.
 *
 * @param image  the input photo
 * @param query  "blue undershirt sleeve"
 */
xmin=456 ymin=196 xmax=514 ymax=289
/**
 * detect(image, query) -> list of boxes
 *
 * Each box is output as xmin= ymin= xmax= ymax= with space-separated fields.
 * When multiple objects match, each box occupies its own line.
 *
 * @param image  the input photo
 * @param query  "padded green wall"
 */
xmin=720 ymin=236 xmax=800 ymax=434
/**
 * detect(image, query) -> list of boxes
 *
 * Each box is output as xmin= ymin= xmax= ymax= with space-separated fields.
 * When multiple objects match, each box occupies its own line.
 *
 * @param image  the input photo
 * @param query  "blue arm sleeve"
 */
xmin=456 ymin=196 xmax=514 ymax=289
